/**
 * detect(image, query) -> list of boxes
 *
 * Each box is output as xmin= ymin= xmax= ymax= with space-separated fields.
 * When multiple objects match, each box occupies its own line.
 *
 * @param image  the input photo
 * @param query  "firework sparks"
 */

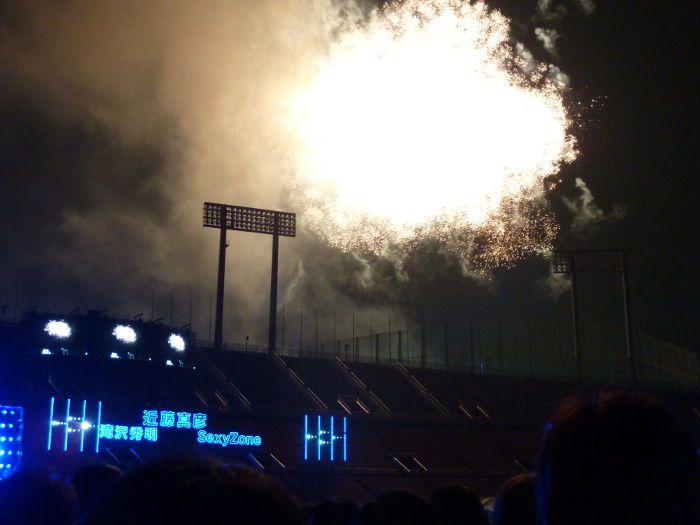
xmin=290 ymin=0 xmax=577 ymax=267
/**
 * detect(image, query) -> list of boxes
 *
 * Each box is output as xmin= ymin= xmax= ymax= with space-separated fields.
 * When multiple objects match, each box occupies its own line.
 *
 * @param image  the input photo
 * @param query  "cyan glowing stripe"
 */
xmin=330 ymin=416 xmax=335 ymax=461
xmin=63 ymin=398 xmax=71 ymax=451
xmin=317 ymin=415 xmax=321 ymax=461
xmin=95 ymin=401 xmax=102 ymax=453
xmin=303 ymin=414 xmax=308 ymax=461
xmin=79 ymin=399 xmax=87 ymax=452
xmin=47 ymin=397 xmax=55 ymax=451
xmin=343 ymin=416 xmax=347 ymax=462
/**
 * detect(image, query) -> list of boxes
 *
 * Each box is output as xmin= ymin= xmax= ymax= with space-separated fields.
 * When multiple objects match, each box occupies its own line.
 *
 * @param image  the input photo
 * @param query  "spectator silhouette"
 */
xmin=71 ymin=463 xmax=123 ymax=520
xmin=310 ymin=499 xmax=359 ymax=525
xmin=536 ymin=390 xmax=700 ymax=525
xmin=84 ymin=456 xmax=302 ymax=525
xmin=360 ymin=490 xmax=436 ymax=525
xmin=492 ymin=473 xmax=535 ymax=525
xmin=0 ymin=469 xmax=76 ymax=525
xmin=429 ymin=484 xmax=488 ymax=525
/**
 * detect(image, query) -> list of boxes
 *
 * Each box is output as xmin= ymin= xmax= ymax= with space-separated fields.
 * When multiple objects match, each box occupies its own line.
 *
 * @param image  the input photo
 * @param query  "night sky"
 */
xmin=1 ymin=0 xmax=698 ymax=352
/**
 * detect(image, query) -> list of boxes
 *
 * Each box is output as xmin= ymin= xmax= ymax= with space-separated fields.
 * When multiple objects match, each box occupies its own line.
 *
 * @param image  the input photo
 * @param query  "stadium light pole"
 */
xmin=203 ymin=202 xmax=296 ymax=352
xmin=552 ymin=249 xmax=641 ymax=384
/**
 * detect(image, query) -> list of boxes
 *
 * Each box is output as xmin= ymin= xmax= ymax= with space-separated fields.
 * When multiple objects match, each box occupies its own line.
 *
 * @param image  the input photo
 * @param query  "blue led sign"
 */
xmin=0 ymin=405 xmax=23 ymax=480
xmin=47 ymin=397 xmax=99 ymax=453
xmin=47 ymin=400 xmax=262 ymax=454
xmin=196 ymin=430 xmax=262 ymax=447
xmin=98 ymin=424 xmax=158 ymax=442
xmin=303 ymin=414 xmax=347 ymax=462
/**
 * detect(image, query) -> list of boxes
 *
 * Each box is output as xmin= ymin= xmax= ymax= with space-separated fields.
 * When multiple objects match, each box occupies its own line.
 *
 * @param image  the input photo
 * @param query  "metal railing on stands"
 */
xmin=197 ymin=317 xmax=700 ymax=391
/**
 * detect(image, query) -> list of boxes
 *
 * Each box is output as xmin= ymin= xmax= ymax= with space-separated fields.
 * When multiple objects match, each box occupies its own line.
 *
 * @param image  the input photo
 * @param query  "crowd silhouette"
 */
xmin=1 ymin=390 xmax=698 ymax=524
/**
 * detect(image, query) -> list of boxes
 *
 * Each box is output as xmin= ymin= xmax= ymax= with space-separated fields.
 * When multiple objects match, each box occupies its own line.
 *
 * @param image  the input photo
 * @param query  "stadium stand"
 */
xmin=345 ymin=362 xmax=439 ymax=415
xmin=1 ymin=315 xmax=699 ymax=506
xmin=204 ymin=350 xmax=316 ymax=413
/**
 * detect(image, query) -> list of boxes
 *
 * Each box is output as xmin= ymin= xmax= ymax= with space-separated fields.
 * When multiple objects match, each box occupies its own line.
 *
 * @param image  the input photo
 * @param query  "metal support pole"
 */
xmin=469 ymin=319 xmax=475 ymax=374
xmin=398 ymin=329 xmax=403 ymax=363
xmin=352 ymin=312 xmax=355 ymax=355
xmin=444 ymin=324 xmax=449 ymax=370
xmin=208 ymin=295 xmax=212 ymax=346
xmin=388 ymin=315 xmax=392 ymax=360
xmin=497 ymin=319 xmax=503 ymax=374
xmin=268 ymin=230 xmax=279 ymax=354
xmin=527 ymin=315 xmax=534 ymax=376
xmin=570 ymin=263 xmax=582 ymax=381
xmin=621 ymin=252 xmax=636 ymax=385
xmin=214 ymin=226 xmax=228 ymax=351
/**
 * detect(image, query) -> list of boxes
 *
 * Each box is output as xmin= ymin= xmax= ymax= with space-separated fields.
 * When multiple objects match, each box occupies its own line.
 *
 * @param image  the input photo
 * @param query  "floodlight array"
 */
xmin=168 ymin=333 xmax=186 ymax=352
xmin=25 ymin=312 xmax=191 ymax=366
xmin=112 ymin=324 xmax=138 ymax=343
xmin=44 ymin=320 xmax=71 ymax=338
xmin=552 ymin=249 xmax=642 ymax=273
xmin=203 ymin=202 xmax=296 ymax=237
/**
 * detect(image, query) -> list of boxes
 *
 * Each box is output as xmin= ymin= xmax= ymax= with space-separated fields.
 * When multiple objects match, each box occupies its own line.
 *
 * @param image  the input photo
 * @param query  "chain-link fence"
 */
xmin=204 ymin=311 xmax=699 ymax=389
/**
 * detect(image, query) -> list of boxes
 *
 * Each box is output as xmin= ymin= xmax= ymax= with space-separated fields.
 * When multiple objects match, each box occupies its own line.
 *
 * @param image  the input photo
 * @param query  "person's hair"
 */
xmin=84 ymin=456 xmax=302 ymax=525
xmin=71 ymin=463 xmax=123 ymax=514
xmin=492 ymin=473 xmax=535 ymax=525
xmin=0 ymin=469 xmax=76 ymax=525
xmin=311 ymin=499 xmax=359 ymax=525
xmin=536 ymin=390 xmax=700 ymax=525
xmin=429 ymin=483 xmax=488 ymax=525
xmin=360 ymin=490 xmax=436 ymax=525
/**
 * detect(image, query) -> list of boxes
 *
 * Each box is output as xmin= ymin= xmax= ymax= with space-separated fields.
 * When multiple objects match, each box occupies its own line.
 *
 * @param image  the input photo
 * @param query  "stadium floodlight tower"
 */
xmin=552 ymin=249 xmax=641 ymax=384
xmin=203 ymin=202 xmax=296 ymax=353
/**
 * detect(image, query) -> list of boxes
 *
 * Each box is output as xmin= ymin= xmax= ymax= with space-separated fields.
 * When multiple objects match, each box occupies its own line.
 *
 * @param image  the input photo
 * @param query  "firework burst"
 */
xmin=290 ymin=0 xmax=577 ymax=268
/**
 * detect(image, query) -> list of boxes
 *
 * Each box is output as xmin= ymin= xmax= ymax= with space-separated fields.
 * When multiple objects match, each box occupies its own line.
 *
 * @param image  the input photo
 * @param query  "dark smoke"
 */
xmin=1 ymin=0 xmax=696 ymax=353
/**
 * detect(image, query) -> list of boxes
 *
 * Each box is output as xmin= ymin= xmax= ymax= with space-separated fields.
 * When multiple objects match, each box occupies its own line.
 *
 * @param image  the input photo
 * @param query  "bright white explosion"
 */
xmin=44 ymin=320 xmax=71 ymax=339
xmin=291 ymin=0 xmax=577 ymax=267
xmin=168 ymin=334 xmax=186 ymax=352
xmin=112 ymin=324 xmax=137 ymax=344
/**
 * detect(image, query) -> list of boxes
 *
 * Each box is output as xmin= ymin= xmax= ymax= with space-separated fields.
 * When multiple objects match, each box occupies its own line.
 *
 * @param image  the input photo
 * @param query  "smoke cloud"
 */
xmin=535 ymin=270 xmax=570 ymax=301
xmin=0 ymin=0 xmax=585 ymax=344
xmin=0 ymin=0 xmax=343 ymax=339
xmin=562 ymin=177 xmax=625 ymax=236
xmin=533 ymin=0 xmax=595 ymax=55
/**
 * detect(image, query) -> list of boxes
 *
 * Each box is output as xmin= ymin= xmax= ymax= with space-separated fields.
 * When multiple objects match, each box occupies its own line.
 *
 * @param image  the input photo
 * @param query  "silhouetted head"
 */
xmin=84 ymin=456 xmax=302 ymax=525
xmin=311 ymin=499 xmax=359 ymax=525
xmin=0 ymin=469 xmax=76 ymax=525
xmin=429 ymin=483 xmax=488 ymax=525
xmin=492 ymin=473 xmax=535 ymax=525
xmin=360 ymin=490 xmax=436 ymax=525
xmin=537 ymin=390 xmax=700 ymax=525
xmin=71 ymin=463 xmax=123 ymax=514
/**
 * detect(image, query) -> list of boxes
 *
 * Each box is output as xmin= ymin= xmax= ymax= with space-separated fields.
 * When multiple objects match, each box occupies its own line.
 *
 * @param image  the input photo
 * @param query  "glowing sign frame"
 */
xmin=304 ymin=414 xmax=347 ymax=462
xmin=0 ymin=405 xmax=23 ymax=480
xmin=47 ymin=397 xmax=100 ymax=453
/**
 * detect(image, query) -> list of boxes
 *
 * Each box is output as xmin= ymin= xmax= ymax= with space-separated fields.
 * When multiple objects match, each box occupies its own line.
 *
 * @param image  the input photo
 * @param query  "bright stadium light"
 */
xmin=112 ymin=324 xmax=137 ymax=344
xmin=168 ymin=334 xmax=186 ymax=352
xmin=41 ymin=349 xmax=52 ymax=356
xmin=44 ymin=320 xmax=71 ymax=339
xmin=165 ymin=359 xmax=174 ymax=366
xmin=109 ymin=352 xmax=120 ymax=359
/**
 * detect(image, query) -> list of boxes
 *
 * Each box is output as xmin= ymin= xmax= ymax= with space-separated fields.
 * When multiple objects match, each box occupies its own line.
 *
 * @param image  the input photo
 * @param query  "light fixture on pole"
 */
xmin=203 ymin=202 xmax=296 ymax=352
xmin=552 ymin=249 xmax=642 ymax=384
